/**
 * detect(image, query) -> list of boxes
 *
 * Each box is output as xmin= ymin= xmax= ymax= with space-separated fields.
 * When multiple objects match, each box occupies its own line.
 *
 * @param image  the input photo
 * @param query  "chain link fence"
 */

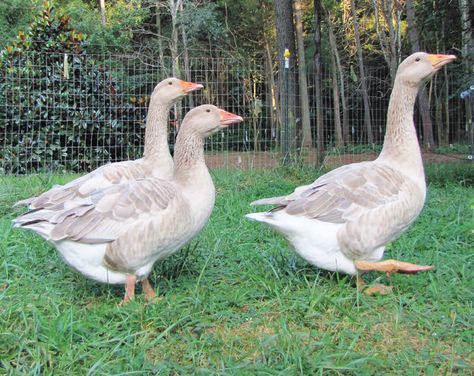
xmin=0 ymin=49 xmax=469 ymax=174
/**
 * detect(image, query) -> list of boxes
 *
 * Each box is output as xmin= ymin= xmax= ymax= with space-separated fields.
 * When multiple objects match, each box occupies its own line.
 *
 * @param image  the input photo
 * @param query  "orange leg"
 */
xmin=142 ymin=278 xmax=157 ymax=301
xmin=355 ymin=259 xmax=433 ymax=296
xmin=119 ymin=274 xmax=137 ymax=305
xmin=355 ymin=259 xmax=433 ymax=274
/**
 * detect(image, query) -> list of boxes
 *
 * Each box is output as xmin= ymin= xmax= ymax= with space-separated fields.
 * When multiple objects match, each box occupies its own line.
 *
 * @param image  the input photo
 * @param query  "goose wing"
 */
xmin=14 ymin=176 xmax=180 ymax=244
xmin=253 ymin=162 xmax=420 ymax=225
xmin=14 ymin=159 xmax=150 ymax=210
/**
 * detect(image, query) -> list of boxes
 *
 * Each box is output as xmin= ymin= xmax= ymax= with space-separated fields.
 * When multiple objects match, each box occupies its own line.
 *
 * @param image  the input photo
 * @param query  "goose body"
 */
xmin=247 ymin=161 xmax=424 ymax=275
xmin=14 ymin=105 xmax=243 ymax=303
xmin=14 ymin=78 xmax=203 ymax=210
xmin=22 ymin=176 xmax=208 ymax=285
xmin=247 ymin=53 xmax=456 ymax=288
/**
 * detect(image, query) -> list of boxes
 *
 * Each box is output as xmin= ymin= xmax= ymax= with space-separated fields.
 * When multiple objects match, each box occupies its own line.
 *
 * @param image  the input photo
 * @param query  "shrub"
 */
xmin=0 ymin=2 xmax=147 ymax=173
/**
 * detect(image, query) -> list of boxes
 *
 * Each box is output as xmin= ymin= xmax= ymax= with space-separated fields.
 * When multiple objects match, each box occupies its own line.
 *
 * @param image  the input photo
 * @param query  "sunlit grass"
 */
xmin=0 ymin=164 xmax=472 ymax=374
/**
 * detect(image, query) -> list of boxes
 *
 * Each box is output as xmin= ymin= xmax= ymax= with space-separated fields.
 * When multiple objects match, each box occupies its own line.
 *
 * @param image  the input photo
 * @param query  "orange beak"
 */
xmin=427 ymin=54 xmax=456 ymax=69
xmin=179 ymin=80 xmax=204 ymax=93
xmin=219 ymin=109 xmax=244 ymax=127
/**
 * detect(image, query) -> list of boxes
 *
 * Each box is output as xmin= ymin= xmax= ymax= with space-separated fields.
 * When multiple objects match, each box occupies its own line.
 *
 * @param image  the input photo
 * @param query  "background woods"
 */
xmin=0 ymin=0 xmax=473 ymax=173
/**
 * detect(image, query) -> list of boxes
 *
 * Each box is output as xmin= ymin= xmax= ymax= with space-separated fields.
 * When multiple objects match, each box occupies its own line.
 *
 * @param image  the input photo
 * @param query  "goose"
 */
xmin=246 ymin=52 xmax=456 ymax=294
xmin=13 ymin=105 xmax=243 ymax=304
xmin=14 ymin=77 xmax=203 ymax=209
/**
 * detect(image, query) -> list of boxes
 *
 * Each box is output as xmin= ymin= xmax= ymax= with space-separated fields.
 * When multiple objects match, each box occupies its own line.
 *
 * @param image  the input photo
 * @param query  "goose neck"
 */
xmin=378 ymin=77 xmax=426 ymax=187
xmin=174 ymin=127 xmax=206 ymax=182
xmin=143 ymin=99 xmax=172 ymax=160
xmin=379 ymin=78 xmax=421 ymax=160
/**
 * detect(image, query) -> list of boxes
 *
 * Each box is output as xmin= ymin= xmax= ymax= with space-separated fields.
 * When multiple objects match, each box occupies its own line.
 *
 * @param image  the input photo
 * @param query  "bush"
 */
xmin=0 ymin=2 xmax=147 ymax=173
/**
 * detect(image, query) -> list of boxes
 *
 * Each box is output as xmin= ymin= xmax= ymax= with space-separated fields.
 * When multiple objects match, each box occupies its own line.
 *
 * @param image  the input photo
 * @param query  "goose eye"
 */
xmin=206 ymin=109 xmax=211 ymax=113
xmin=415 ymin=58 xmax=420 ymax=62
xmin=168 ymin=82 xmax=173 ymax=85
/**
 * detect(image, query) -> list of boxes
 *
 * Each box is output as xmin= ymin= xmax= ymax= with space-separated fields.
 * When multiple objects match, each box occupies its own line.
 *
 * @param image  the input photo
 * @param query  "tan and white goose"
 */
xmin=14 ymin=77 xmax=203 ymax=209
xmin=14 ymin=105 xmax=243 ymax=304
xmin=246 ymin=52 xmax=456 ymax=294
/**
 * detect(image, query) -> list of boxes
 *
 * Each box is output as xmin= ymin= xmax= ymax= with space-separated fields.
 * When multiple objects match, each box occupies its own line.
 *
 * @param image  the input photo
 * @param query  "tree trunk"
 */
xmin=350 ymin=0 xmax=373 ymax=144
xmin=372 ymin=0 xmax=402 ymax=84
xmin=274 ymin=0 xmax=298 ymax=159
xmin=460 ymin=0 xmax=474 ymax=146
xmin=168 ymin=0 xmax=182 ymax=131
xmin=155 ymin=1 xmax=165 ymax=70
xmin=325 ymin=7 xmax=348 ymax=145
xmin=459 ymin=0 xmax=474 ymax=72
xmin=329 ymin=44 xmax=343 ymax=148
xmin=168 ymin=0 xmax=182 ymax=77
xmin=179 ymin=1 xmax=193 ymax=108
xmin=264 ymin=41 xmax=278 ymax=142
xmin=314 ymin=0 xmax=324 ymax=163
xmin=294 ymin=0 xmax=312 ymax=148
xmin=99 ymin=0 xmax=106 ymax=26
xmin=406 ymin=0 xmax=435 ymax=148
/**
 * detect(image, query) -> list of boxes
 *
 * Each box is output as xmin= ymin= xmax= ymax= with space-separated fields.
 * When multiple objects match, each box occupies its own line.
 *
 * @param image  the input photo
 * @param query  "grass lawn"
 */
xmin=0 ymin=163 xmax=472 ymax=374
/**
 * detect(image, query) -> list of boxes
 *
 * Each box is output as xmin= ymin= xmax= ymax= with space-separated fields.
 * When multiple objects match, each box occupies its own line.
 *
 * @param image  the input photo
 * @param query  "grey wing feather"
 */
xmin=51 ymin=178 xmax=177 ymax=243
xmin=14 ymin=160 xmax=149 ymax=209
xmin=252 ymin=162 xmax=408 ymax=224
xmin=16 ymin=177 xmax=178 ymax=244
xmin=288 ymin=163 xmax=408 ymax=223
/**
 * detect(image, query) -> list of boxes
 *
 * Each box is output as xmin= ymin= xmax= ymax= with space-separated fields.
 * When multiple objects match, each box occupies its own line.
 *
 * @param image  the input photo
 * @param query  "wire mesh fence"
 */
xmin=0 ymin=48 xmax=470 ymax=174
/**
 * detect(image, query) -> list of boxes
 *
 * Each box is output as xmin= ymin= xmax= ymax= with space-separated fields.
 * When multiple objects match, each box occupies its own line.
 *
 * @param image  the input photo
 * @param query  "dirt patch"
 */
xmin=205 ymin=150 xmax=466 ymax=169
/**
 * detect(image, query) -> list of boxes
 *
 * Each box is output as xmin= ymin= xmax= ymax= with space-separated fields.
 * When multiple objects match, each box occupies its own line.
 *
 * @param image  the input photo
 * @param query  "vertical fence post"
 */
xmin=460 ymin=85 xmax=474 ymax=162
xmin=283 ymin=48 xmax=290 ymax=165
xmin=471 ymin=93 xmax=474 ymax=162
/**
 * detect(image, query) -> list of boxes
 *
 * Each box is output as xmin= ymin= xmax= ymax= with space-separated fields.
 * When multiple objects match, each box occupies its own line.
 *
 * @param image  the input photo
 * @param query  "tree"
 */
xmin=58 ymin=0 xmax=147 ymax=50
xmin=406 ymin=0 xmax=435 ymax=148
xmin=371 ymin=0 xmax=403 ymax=84
xmin=155 ymin=1 xmax=165 ymax=68
xmin=294 ymin=0 xmax=312 ymax=148
xmin=350 ymin=0 xmax=373 ymax=144
xmin=168 ymin=0 xmax=182 ymax=77
xmin=314 ymin=0 xmax=324 ymax=161
xmin=324 ymin=3 xmax=349 ymax=145
xmin=274 ymin=0 xmax=298 ymax=156
xmin=99 ymin=0 xmax=106 ymax=26
xmin=459 ymin=0 xmax=473 ymax=147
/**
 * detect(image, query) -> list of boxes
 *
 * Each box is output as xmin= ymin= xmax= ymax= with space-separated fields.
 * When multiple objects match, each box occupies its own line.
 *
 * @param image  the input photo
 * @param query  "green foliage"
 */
xmin=0 ymin=2 xmax=147 ymax=173
xmin=59 ymin=0 xmax=148 ymax=51
xmin=179 ymin=3 xmax=229 ymax=48
xmin=0 ymin=0 xmax=41 ymax=50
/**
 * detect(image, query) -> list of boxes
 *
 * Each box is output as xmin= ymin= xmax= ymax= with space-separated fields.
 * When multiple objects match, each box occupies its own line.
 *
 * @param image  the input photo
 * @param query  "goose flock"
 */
xmin=13 ymin=52 xmax=456 ymax=303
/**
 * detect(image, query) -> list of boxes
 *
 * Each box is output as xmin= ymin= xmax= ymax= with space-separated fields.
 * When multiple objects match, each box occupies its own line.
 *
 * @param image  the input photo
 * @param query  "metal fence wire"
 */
xmin=0 ymin=49 xmax=469 ymax=174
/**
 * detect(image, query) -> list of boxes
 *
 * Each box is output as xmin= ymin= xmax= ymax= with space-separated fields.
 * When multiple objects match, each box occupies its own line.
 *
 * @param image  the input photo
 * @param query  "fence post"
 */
xmin=283 ymin=48 xmax=290 ymax=165
xmin=460 ymin=85 xmax=474 ymax=162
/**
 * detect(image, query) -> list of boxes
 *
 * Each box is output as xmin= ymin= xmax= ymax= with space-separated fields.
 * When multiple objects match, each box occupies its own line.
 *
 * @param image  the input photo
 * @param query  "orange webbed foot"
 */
xmin=356 ymin=275 xmax=394 ymax=295
xmin=355 ymin=259 xmax=433 ymax=274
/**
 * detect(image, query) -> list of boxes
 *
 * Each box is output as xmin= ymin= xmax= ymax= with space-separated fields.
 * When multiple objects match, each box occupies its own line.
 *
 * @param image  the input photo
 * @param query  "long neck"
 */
xmin=174 ymin=127 xmax=206 ymax=182
xmin=173 ymin=127 xmax=215 ymax=222
xmin=378 ymin=77 xmax=425 ymax=182
xmin=143 ymin=96 xmax=172 ymax=160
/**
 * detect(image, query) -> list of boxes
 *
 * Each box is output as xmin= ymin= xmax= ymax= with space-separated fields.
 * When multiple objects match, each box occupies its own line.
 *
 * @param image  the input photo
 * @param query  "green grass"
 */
xmin=0 ymin=164 xmax=473 ymax=375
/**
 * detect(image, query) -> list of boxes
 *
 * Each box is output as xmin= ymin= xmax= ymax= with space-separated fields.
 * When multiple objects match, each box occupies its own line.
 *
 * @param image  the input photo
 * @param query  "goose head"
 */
xmin=151 ymin=77 xmax=203 ymax=105
xmin=181 ymin=104 xmax=244 ymax=137
xmin=397 ymin=52 xmax=456 ymax=87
